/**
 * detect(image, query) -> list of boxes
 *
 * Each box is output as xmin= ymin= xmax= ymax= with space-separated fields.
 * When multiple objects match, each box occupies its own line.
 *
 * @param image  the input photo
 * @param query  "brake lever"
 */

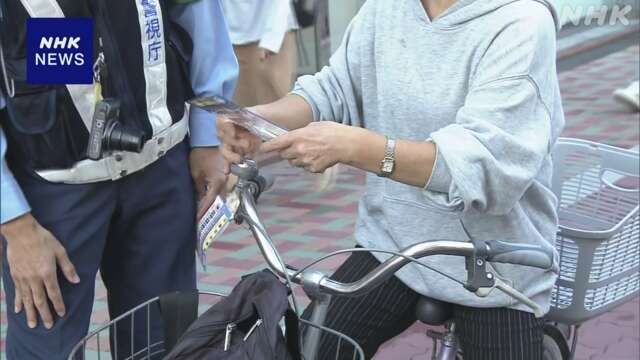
xmin=474 ymin=275 xmax=545 ymax=318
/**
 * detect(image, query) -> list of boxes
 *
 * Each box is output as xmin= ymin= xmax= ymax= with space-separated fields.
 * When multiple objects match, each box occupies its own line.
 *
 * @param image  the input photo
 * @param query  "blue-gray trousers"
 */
xmin=2 ymin=142 xmax=197 ymax=360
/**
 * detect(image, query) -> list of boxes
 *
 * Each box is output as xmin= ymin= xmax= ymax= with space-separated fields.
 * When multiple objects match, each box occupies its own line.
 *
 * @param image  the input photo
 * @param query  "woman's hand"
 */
xmin=260 ymin=121 xmax=358 ymax=173
xmin=260 ymin=120 xmax=435 ymax=187
xmin=216 ymin=115 xmax=262 ymax=173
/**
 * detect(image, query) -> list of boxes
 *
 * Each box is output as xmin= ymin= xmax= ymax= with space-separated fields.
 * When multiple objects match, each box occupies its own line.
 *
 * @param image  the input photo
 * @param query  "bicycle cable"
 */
xmin=239 ymin=213 xmax=467 ymax=297
xmin=291 ymin=247 xmax=466 ymax=287
xmin=238 ymin=205 xmax=473 ymax=360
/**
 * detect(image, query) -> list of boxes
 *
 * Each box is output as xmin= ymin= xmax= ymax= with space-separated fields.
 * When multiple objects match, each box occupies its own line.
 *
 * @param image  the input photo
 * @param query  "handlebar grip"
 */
xmin=484 ymin=241 xmax=554 ymax=270
xmin=255 ymin=174 xmax=274 ymax=193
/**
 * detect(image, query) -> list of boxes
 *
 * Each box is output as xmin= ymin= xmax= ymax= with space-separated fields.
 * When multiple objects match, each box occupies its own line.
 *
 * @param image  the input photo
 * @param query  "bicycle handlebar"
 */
xmin=231 ymin=161 xmax=557 ymax=317
xmin=237 ymin=181 xmax=555 ymax=298
xmin=318 ymin=241 xmax=476 ymax=296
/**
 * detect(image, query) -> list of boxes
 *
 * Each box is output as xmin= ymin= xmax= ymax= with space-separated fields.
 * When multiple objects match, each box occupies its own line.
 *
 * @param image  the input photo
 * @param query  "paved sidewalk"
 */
xmin=559 ymin=45 xmax=639 ymax=148
xmin=1 ymin=45 xmax=638 ymax=359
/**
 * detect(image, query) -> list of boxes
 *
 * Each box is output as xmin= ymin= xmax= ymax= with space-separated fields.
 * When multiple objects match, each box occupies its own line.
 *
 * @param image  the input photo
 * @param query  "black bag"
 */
xmin=163 ymin=270 xmax=302 ymax=360
xmin=293 ymin=0 xmax=315 ymax=28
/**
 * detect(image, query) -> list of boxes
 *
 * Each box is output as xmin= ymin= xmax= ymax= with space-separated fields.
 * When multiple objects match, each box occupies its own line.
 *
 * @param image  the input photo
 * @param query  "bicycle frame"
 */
xmin=427 ymin=322 xmax=459 ymax=360
xmin=65 ymin=159 xmax=566 ymax=360
xmin=236 ymin=178 xmax=343 ymax=358
xmin=230 ymin=161 xmax=554 ymax=360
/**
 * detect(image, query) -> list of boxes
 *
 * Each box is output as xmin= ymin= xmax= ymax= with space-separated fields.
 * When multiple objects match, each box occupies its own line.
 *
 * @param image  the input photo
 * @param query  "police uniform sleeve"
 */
xmin=1 ymin=122 xmax=31 ymax=224
xmin=169 ymin=0 xmax=239 ymax=147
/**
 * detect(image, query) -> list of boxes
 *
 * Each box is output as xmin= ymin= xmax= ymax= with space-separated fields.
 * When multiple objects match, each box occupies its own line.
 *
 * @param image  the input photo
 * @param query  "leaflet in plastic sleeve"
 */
xmin=196 ymin=193 xmax=240 ymax=270
xmin=188 ymin=96 xmax=288 ymax=141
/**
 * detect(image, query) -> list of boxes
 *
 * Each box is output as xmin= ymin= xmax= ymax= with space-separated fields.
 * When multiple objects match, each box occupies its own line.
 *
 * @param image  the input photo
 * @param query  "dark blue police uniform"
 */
xmin=0 ymin=0 xmax=238 ymax=358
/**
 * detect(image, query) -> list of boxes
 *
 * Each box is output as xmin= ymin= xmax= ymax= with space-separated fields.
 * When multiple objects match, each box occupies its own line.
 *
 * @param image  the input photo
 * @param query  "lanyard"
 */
xmin=0 ymin=4 xmax=15 ymax=98
xmin=93 ymin=38 xmax=105 ymax=104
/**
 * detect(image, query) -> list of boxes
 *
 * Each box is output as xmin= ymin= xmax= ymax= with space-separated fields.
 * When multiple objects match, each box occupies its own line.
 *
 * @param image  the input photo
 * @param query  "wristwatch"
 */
xmin=378 ymin=137 xmax=396 ymax=177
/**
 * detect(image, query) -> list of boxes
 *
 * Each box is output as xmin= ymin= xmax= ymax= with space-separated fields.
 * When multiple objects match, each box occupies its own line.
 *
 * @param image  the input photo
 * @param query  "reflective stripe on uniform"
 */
xmin=36 ymin=108 xmax=189 ymax=184
xmin=133 ymin=0 xmax=172 ymax=135
xmin=66 ymin=85 xmax=97 ymax=131
xmin=19 ymin=0 xmax=174 ymax=135
xmin=20 ymin=0 xmax=95 ymax=131
xmin=18 ymin=0 xmax=63 ymax=17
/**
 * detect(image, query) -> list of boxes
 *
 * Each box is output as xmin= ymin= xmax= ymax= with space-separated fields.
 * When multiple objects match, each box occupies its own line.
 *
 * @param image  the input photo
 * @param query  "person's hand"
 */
xmin=1 ymin=213 xmax=80 ymax=329
xmin=189 ymin=147 xmax=232 ymax=220
xmin=260 ymin=121 xmax=357 ymax=173
xmin=216 ymin=115 xmax=262 ymax=172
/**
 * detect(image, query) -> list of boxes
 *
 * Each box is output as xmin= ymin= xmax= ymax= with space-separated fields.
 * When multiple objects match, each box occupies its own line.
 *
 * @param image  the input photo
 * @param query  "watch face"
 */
xmin=382 ymin=161 xmax=394 ymax=173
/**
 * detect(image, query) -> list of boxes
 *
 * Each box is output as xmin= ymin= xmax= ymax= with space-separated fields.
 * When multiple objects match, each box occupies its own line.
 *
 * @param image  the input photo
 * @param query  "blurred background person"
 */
xmin=222 ymin=0 xmax=299 ymax=107
xmin=613 ymin=80 xmax=639 ymax=112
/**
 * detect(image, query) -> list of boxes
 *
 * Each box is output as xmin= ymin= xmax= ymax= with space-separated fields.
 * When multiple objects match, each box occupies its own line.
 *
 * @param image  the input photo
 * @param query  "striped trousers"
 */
xmin=302 ymin=250 xmax=545 ymax=360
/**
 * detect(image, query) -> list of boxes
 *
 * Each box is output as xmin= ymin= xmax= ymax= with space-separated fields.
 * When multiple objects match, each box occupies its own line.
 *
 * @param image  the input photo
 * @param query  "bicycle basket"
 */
xmin=548 ymin=138 xmax=639 ymax=325
xmin=68 ymin=291 xmax=364 ymax=360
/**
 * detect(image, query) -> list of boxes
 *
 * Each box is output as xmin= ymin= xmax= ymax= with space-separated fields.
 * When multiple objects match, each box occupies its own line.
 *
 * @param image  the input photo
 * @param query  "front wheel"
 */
xmin=543 ymin=324 xmax=570 ymax=360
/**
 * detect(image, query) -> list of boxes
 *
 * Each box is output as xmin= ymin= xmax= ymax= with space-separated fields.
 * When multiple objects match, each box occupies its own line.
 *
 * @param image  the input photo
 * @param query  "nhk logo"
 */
xmin=36 ymin=37 xmax=85 ymax=66
xmin=27 ymin=18 xmax=93 ymax=84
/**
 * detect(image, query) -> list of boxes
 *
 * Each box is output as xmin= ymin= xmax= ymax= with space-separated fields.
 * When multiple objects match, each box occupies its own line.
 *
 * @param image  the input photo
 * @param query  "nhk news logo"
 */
xmin=27 ymin=18 xmax=93 ymax=84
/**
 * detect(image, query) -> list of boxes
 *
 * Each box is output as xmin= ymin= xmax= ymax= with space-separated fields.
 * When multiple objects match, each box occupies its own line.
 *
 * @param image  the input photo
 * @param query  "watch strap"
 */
xmin=385 ymin=138 xmax=396 ymax=158
xmin=379 ymin=136 xmax=396 ymax=177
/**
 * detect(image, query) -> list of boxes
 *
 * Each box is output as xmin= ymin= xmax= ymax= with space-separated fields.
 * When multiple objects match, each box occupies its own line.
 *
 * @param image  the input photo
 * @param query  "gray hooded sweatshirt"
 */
xmin=292 ymin=0 xmax=565 ymax=313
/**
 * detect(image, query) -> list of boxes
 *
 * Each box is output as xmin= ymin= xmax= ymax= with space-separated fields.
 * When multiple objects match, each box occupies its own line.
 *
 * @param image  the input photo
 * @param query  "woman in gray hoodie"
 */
xmin=218 ymin=0 xmax=565 ymax=358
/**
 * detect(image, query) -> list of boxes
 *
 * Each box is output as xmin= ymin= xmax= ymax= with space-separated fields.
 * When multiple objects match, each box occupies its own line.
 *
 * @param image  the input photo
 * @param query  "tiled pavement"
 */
xmin=1 ymin=46 xmax=638 ymax=359
xmin=560 ymin=45 xmax=639 ymax=148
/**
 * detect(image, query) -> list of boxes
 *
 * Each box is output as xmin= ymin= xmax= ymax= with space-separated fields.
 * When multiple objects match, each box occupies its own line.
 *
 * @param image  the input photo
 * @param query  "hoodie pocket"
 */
xmin=382 ymin=180 xmax=468 ymax=244
xmin=382 ymin=181 xmax=521 ymax=307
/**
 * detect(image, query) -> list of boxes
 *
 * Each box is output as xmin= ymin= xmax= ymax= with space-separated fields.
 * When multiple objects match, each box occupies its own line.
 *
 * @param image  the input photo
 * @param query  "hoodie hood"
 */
xmin=430 ymin=0 xmax=561 ymax=31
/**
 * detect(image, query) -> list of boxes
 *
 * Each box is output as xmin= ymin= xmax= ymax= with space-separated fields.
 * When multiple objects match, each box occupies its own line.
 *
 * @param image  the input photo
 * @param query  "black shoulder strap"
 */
xmin=92 ymin=0 xmax=141 ymax=117
xmin=159 ymin=290 xmax=199 ymax=353
xmin=284 ymin=308 xmax=302 ymax=360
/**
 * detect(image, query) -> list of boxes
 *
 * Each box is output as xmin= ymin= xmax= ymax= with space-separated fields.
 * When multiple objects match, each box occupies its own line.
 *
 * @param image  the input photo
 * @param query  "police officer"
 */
xmin=0 ymin=0 xmax=237 ymax=358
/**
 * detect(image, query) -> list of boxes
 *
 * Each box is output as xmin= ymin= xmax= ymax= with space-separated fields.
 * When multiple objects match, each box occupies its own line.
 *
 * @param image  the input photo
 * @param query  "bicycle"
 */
xmin=69 ymin=159 xmax=559 ymax=360
xmin=69 ymin=138 xmax=638 ymax=360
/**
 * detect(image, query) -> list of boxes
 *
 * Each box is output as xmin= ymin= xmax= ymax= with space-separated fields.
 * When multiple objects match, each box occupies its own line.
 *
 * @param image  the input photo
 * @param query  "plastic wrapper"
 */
xmin=188 ymin=96 xmax=288 ymax=141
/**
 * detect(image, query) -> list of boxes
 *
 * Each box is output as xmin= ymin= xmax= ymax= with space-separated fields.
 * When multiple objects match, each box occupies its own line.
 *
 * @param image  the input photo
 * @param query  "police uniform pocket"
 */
xmin=4 ymin=88 xmax=89 ymax=170
xmin=6 ymin=87 xmax=57 ymax=134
